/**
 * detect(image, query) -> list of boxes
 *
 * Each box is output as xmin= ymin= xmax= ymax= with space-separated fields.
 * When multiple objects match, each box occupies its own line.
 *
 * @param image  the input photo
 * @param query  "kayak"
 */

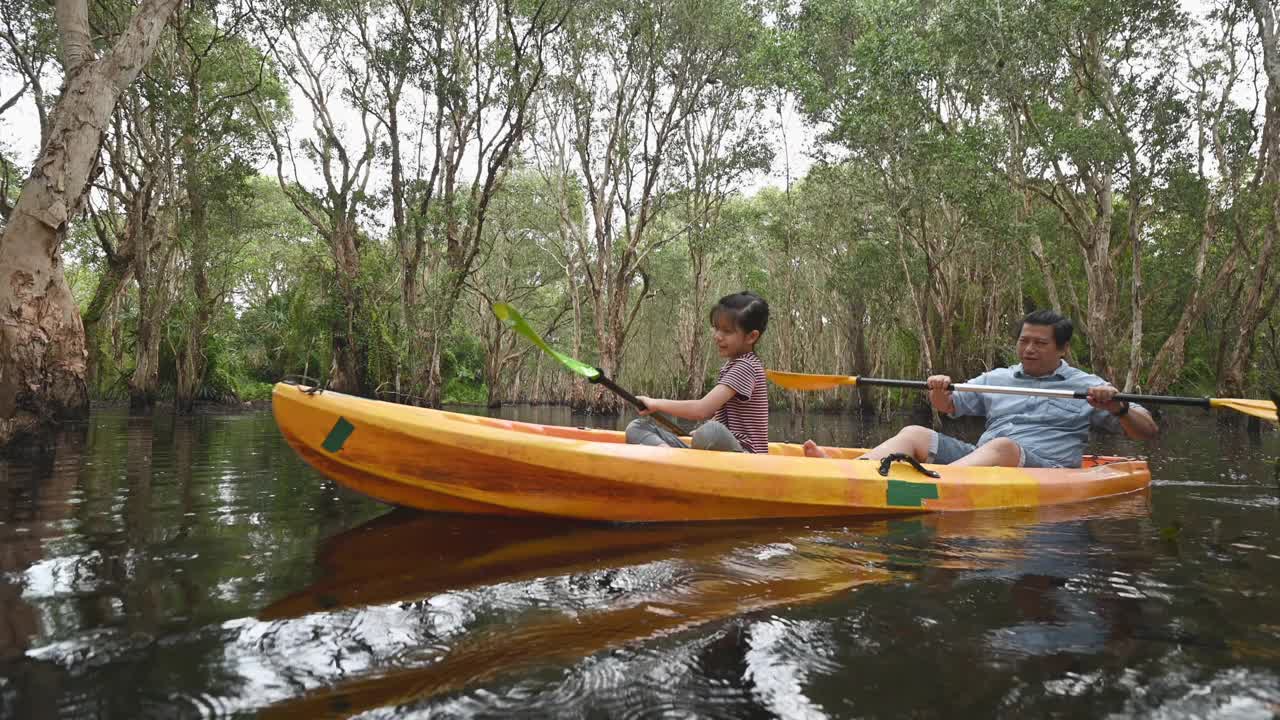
xmin=271 ymin=382 xmax=1151 ymax=522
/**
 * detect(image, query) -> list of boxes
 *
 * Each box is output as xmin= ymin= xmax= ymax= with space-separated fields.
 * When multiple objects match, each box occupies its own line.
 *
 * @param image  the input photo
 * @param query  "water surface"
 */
xmin=0 ymin=405 xmax=1277 ymax=718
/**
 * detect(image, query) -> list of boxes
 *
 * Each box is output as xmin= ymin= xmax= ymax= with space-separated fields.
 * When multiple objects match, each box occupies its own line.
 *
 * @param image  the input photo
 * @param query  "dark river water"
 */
xmin=0 ymin=404 xmax=1278 ymax=719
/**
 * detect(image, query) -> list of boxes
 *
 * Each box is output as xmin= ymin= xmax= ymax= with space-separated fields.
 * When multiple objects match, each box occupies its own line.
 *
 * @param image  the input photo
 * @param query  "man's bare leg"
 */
xmin=860 ymin=425 xmax=934 ymax=461
xmin=949 ymin=437 xmax=1022 ymax=467
xmin=804 ymin=425 xmax=934 ymax=461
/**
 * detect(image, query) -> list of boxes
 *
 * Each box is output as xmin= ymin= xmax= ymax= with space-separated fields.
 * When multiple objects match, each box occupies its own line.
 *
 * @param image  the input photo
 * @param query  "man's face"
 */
xmin=1016 ymin=323 xmax=1067 ymax=376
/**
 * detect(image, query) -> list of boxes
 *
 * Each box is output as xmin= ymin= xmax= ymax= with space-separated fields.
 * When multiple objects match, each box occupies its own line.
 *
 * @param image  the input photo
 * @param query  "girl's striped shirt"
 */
xmin=712 ymin=352 xmax=769 ymax=453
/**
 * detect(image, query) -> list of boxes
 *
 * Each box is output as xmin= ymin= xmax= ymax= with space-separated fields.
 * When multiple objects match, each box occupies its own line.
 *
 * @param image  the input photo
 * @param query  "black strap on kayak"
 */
xmin=282 ymin=374 xmax=328 ymax=395
xmin=877 ymin=453 xmax=941 ymax=478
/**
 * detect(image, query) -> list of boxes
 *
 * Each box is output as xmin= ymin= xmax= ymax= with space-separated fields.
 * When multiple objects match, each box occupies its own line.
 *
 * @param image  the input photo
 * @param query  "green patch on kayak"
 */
xmin=886 ymin=479 xmax=939 ymax=508
xmin=322 ymin=417 xmax=355 ymax=453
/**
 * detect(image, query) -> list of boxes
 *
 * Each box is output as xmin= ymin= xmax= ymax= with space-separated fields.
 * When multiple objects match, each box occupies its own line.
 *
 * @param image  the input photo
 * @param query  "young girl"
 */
xmin=627 ymin=292 xmax=769 ymax=453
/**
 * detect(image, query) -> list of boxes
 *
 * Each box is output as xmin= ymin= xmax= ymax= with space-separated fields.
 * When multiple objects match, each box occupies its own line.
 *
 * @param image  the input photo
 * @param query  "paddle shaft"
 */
xmin=859 ymin=377 xmax=1210 ymax=408
xmin=593 ymin=373 xmax=686 ymax=434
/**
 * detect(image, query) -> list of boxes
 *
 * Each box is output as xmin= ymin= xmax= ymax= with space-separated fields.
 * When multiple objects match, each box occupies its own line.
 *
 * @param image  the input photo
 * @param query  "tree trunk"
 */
xmin=679 ymin=248 xmax=710 ymax=398
xmin=1078 ymin=214 xmax=1117 ymax=379
xmin=328 ymin=225 xmax=367 ymax=397
xmin=896 ymin=221 xmax=935 ymax=372
xmin=426 ymin=333 xmax=443 ymax=407
xmin=174 ymin=53 xmax=216 ymax=414
xmin=1218 ymin=221 xmax=1279 ymax=397
xmin=586 ymin=334 xmax=624 ymax=414
xmin=846 ymin=298 xmax=871 ymax=415
xmin=174 ymin=149 xmax=220 ymax=411
xmin=129 ymin=308 xmax=162 ymax=411
xmin=0 ymin=0 xmax=181 ymax=448
xmin=129 ymin=227 xmax=171 ymax=412
xmin=485 ymin=368 xmax=502 ymax=409
xmin=1009 ymin=112 xmax=1063 ymax=314
xmin=1123 ymin=206 xmax=1144 ymax=392
xmin=1144 ymin=207 xmax=1238 ymax=394
xmin=82 ymin=250 xmax=133 ymax=396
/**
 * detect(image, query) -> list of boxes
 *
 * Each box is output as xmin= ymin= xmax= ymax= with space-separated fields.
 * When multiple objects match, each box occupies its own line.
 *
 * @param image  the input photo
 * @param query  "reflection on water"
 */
xmin=0 ymin=408 xmax=1276 ymax=718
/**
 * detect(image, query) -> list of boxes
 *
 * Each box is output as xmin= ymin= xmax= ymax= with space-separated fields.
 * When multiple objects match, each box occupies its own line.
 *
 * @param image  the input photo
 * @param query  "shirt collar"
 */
xmin=1012 ymin=359 xmax=1069 ymax=380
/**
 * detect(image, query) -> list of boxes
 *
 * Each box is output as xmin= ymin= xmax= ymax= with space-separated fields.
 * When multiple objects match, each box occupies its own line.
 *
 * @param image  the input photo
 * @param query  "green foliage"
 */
xmin=440 ymin=328 xmax=487 ymax=404
xmin=38 ymin=0 xmax=1280 ymax=415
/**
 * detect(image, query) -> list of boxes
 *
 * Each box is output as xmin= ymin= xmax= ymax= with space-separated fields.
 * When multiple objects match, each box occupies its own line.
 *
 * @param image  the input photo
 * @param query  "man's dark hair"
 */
xmin=1023 ymin=309 xmax=1073 ymax=348
xmin=711 ymin=291 xmax=769 ymax=335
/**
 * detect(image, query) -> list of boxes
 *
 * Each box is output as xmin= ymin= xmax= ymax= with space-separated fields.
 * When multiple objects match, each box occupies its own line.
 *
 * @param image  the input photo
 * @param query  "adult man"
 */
xmin=803 ymin=310 xmax=1158 ymax=467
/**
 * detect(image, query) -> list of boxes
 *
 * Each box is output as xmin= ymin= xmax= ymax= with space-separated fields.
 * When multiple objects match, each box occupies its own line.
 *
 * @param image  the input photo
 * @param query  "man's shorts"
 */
xmin=928 ymin=431 xmax=1062 ymax=468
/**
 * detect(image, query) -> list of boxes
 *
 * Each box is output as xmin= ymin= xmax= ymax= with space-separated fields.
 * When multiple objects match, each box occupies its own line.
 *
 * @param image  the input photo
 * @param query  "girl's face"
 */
xmin=712 ymin=312 xmax=760 ymax=358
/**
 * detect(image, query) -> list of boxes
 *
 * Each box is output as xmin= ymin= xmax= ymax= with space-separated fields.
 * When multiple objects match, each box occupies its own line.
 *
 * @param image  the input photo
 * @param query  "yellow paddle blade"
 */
xmin=766 ymin=370 xmax=859 ymax=391
xmin=1209 ymin=398 xmax=1278 ymax=424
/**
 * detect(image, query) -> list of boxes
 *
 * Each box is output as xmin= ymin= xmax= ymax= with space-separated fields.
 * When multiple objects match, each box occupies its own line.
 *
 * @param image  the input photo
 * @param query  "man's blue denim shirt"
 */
xmin=950 ymin=360 xmax=1142 ymax=468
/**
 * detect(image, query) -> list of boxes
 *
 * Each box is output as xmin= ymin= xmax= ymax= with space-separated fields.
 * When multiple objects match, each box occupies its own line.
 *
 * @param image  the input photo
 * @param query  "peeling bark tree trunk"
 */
xmin=1008 ymin=111 xmax=1063 ymax=314
xmin=1123 ymin=203 xmax=1145 ymax=392
xmin=846 ymin=299 xmax=871 ymax=415
xmin=175 ymin=150 xmax=214 ymax=413
xmin=130 ymin=291 xmax=163 ymax=411
xmin=328 ymin=224 xmax=367 ymax=396
xmin=174 ymin=44 xmax=217 ymax=414
xmin=0 ymin=0 xmax=181 ymax=448
xmin=679 ymin=248 xmax=711 ymax=398
xmin=125 ymin=160 xmax=172 ymax=410
xmin=1077 ymin=194 xmax=1117 ymax=381
xmin=81 ymin=234 xmax=134 ymax=396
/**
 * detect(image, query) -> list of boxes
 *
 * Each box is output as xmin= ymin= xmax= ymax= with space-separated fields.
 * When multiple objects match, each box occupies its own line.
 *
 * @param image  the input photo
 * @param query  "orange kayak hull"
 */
xmin=271 ymin=383 xmax=1151 ymax=522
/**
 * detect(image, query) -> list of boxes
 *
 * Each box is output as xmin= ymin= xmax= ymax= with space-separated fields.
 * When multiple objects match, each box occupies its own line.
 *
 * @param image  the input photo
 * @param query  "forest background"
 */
xmin=1 ymin=0 xmax=1278 ymax=438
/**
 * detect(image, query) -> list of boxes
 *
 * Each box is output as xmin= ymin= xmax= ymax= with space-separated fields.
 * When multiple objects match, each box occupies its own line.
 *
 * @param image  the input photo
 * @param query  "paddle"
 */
xmin=766 ymin=370 xmax=1279 ymax=425
xmin=492 ymin=303 xmax=685 ymax=435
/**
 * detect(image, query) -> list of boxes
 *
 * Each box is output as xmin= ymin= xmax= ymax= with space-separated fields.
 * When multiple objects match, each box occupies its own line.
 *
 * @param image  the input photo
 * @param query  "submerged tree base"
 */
xmin=0 ymin=326 xmax=89 ymax=452
xmin=0 ymin=412 xmax=89 ymax=458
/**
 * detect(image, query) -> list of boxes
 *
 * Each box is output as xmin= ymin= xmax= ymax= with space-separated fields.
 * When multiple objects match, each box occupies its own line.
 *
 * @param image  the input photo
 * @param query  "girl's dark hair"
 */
xmin=1023 ymin=309 xmax=1073 ymax=348
xmin=710 ymin=291 xmax=769 ymax=335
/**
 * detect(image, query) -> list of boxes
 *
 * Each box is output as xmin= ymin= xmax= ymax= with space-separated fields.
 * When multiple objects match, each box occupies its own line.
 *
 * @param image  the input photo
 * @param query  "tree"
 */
xmin=1221 ymin=0 xmax=1280 ymax=399
xmin=984 ymin=0 xmax=1190 ymax=386
xmin=168 ymin=2 xmax=279 ymax=413
xmin=1144 ymin=0 xmax=1256 ymax=393
xmin=541 ymin=0 xmax=766 ymax=412
xmin=253 ymin=0 xmax=379 ymax=396
xmin=396 ymin=0 xmax=566 ymax=407
xmin=464 ymin=170 xmax=564 ymax=406
xmin=673 ymin=42 xmax=771 ymax=397
xmin=0 ymin=0 xmax=181 ymax=449
xmin=790 ymin=0 xmax=1019 ymax=381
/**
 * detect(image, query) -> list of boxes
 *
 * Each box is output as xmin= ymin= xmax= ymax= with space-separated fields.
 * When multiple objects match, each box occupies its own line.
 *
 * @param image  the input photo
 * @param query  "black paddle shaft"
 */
xmin=856 ymin=377 xmax=1212 ymax=408
xmin=591 ymin=372 xmax=686 ymax=434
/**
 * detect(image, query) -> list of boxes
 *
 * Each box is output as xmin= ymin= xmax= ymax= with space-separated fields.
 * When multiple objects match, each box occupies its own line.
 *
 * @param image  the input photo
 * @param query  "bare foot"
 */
xmin=802 ymin=440 xmax=830 ymax=458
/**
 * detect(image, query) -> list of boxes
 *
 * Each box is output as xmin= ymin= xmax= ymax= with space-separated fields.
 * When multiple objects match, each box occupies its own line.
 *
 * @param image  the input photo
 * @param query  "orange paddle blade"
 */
xmin=766 ymin=370 xmax=859 ymax=391
xmin=1210 ymin=398 xmax=1278 ymax=424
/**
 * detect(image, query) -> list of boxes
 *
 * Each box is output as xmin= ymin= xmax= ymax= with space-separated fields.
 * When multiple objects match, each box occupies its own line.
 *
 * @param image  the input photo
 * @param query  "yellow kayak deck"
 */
xmin=271 ymin=382 xmax=1151 ymax=522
